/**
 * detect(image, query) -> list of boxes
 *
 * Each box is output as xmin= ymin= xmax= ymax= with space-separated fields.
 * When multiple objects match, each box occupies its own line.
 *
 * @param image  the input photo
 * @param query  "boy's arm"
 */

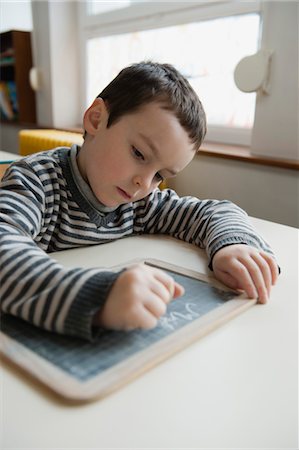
xmin=137 ymin=188 xmax=275 ymax=260
xmin=135 ymin=189 xmax=279 ymax=300
xmin=0 ymin=163 xmax=119 ymax=340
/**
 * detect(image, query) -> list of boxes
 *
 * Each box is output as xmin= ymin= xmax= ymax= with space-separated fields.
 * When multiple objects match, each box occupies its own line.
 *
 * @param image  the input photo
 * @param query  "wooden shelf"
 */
xmin=0 ymin=30 xmax=36 ymax=124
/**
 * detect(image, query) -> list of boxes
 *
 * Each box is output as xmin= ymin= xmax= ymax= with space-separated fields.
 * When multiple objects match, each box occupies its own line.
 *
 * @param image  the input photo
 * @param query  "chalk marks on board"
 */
xmin=159 ymin=302 xmax=202 ymax=331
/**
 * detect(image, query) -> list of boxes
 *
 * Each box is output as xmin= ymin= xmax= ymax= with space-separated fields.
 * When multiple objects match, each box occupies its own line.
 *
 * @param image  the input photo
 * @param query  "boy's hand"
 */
xmin=212 ymin=244 xmax=279 ymax=303
xmin=93 ymin=264 xmax=184 ymax=331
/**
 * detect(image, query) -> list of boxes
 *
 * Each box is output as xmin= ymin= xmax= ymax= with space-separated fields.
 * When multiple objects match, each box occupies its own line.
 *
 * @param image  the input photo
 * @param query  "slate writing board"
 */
xmin=0 ymin=259 xmax=256 ymax=401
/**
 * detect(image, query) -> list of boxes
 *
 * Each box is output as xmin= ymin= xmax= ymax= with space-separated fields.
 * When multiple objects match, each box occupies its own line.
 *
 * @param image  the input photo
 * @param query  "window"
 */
xmin=86 ymin=0 xmax=131 ymax=16
xmin=87 ymin=14 xmax=259 ymax=132
xmin=80 ymin=1 xmax=261 ymax=145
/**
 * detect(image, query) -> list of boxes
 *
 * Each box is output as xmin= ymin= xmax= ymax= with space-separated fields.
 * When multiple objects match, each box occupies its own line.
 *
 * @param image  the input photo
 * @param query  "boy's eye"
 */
xmin=132 ymin=147 xmax=144 ymax=160
xmin=155 ymin=172 xmax=164 ymax=183
xmin=132 ymin=146 xmax=163 ymax=183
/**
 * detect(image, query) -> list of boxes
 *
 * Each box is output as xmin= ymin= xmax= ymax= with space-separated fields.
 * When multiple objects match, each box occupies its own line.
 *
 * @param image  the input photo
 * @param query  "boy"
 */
xmin=0 ymin=62 xmax=279 ymax=340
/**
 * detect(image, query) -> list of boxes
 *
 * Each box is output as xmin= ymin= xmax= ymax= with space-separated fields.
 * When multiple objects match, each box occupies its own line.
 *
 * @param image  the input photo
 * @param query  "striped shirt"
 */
xmin=0 ymin=146 xmax=274 ymax=340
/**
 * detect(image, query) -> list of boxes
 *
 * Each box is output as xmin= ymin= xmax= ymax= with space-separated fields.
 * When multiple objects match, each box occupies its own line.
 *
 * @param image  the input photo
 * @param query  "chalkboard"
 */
xmin=0 ymin=260 xmax=256 ymax=401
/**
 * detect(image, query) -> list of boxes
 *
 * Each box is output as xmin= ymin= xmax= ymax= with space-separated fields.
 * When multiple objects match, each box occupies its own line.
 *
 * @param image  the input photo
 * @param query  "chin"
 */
xmin=96 ymin=196 xmax=121 ymax=208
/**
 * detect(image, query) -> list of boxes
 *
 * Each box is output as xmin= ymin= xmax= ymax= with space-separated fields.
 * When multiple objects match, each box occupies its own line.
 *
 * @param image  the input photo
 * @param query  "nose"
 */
xmin=133 ymin=174 xmax=152 ymax=191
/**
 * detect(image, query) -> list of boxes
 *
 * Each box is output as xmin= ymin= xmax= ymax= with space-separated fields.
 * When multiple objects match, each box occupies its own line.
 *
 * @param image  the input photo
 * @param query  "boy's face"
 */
xmin=79 ymin=99 xmax=196 ymax=207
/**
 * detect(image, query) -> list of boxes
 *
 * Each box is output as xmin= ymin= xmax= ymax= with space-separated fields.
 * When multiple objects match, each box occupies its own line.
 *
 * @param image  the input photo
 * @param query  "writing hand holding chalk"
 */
xmin=93 ymin=264 xmax=185 ymax=331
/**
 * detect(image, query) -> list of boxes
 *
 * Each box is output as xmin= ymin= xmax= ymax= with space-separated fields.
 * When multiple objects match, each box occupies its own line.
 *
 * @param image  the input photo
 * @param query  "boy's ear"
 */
xmin=83 ymin=97 xmax=108 ymax=136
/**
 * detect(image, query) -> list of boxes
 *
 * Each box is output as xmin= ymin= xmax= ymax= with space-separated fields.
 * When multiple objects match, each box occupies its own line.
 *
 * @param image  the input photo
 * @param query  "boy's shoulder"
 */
xmin=10 ymin=146 xmax=71 ymax=177
xmin=5 ymin=147 xmax=72 ymax=187
xmin=19 ymin=146 xmax=70 ymax=167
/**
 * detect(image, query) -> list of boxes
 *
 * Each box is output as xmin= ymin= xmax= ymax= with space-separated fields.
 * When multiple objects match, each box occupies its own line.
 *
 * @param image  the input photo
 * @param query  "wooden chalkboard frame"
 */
xmin=0 ymin=259 xmax=257 ymax=402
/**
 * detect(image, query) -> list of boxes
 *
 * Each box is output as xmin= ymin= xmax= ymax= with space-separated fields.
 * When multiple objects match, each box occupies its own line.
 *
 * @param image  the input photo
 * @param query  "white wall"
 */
xmin=251 ymin=2 xmax=299 ymax=160
xmin=31 ymin=1 xmax=80 ymax=128
xmin=168 ymin=156 xmax=299 ymax=228
xmin=0 ymin=0 xmax=32 ymax=32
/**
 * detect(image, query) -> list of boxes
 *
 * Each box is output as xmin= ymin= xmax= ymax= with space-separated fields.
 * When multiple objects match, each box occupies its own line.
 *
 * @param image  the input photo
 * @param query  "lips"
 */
xmin=117 ymin=187 xmax=132 ymax=200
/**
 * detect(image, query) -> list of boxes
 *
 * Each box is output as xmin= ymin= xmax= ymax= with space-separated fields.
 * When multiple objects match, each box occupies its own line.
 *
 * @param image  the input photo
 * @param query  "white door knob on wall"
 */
xmin=29 ymin=67 xmax=43 ymax=91
xmin=234 ymin=49 xmax=273 ymax=95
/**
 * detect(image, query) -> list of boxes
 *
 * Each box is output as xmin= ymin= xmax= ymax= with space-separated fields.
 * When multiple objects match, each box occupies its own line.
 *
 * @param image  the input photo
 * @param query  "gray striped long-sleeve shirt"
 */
xmin=0 ymin=146 xmax=274 ymax=340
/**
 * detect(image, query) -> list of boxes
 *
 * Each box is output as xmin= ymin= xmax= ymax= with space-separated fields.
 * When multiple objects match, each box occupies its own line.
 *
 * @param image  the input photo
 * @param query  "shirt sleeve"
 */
xmin=133 ymin=188 xmax=275 ymax=268
xmin=0 ymin=162 xmax=120 ymax=341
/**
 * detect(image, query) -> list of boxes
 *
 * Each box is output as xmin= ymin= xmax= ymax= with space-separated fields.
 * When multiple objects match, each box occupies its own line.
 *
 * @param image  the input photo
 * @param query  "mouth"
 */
xmin=116 ymin=187 xmax=132 ymax=201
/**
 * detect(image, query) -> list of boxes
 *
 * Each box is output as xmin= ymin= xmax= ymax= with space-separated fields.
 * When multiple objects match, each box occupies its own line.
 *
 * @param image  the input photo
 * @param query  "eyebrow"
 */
xmin=138 ymin=133 xmax=177 ymax=177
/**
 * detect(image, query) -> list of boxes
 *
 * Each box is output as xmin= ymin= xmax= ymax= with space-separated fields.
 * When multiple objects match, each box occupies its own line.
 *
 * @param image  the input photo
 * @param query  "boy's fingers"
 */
xmin=213 ymin=248 xmax=279 ymax=305
xmin=150 ymin=278 xmax=173 ymax=303
xmin=260 ymin=251 xmax=279 ymax=285
xmin=250 ymin=253 xmax=272 ymax=296
xmin=173 ymin=281 xmax=185 ymax=298
xmin=144 ymin=294 xmax=167 ymax=318
xmin=213 ymin=269 xmax=239 ymax=291
xmin=124 ymin=305 xmax=158 ymax=331
xmin=226 ymin=259 xmax=258 ymax=300
xmin=153 ymin=268 xmax=182 ymax=302
xmin=238 ymin=257 xmax=269 ymax=303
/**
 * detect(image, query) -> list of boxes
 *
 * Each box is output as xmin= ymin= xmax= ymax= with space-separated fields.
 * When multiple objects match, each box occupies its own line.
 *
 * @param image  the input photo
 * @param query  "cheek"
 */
xmin=89 ymin=152 xmax=128 ymax=186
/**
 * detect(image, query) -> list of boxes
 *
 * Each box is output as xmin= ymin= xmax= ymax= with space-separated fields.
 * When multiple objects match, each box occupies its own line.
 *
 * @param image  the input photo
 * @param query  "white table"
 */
xmin=1 ymin=217 xmax=298 ymax=449
xmin=0 ymin=150 xmax=21 ymax=161
xmin=0 ymin=150 xmax=22 ymax=179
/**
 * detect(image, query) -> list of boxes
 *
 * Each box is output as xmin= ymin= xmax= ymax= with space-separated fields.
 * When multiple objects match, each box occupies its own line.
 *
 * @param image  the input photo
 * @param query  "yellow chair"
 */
xmin=19 ymin=129 xmax=84 ymax=156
